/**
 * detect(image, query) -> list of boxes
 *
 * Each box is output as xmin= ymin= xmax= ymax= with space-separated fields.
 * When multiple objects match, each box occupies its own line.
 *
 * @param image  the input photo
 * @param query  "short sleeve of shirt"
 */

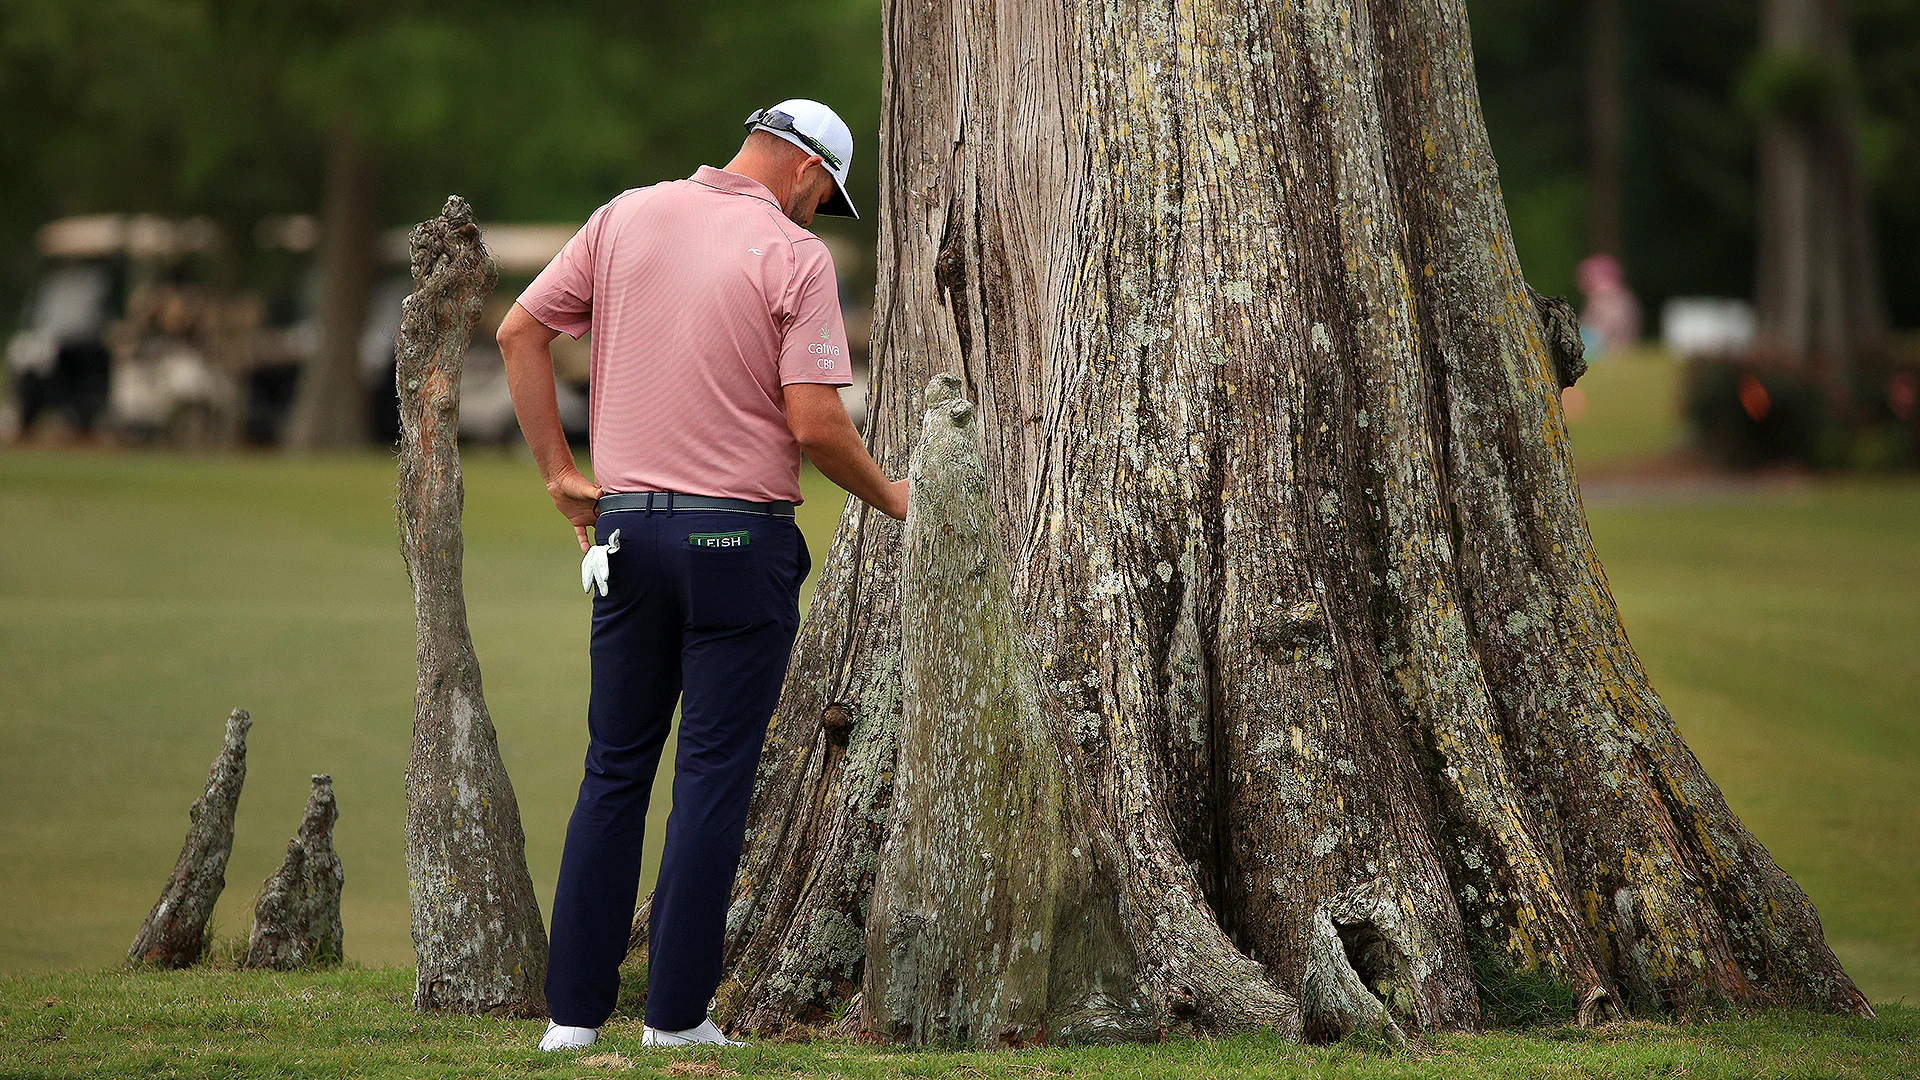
xmin=778 ymin=240 xmax=854 ymax=387
xmin=517 ymin=203 xmax=608 ymax=339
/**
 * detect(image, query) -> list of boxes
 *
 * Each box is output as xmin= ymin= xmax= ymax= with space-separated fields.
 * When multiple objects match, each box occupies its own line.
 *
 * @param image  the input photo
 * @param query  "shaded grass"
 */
xmin=1470 ymin=944 xmax=1578 ymax=1028
xmin=2 ymin=965 xmax=1916 ymax=1079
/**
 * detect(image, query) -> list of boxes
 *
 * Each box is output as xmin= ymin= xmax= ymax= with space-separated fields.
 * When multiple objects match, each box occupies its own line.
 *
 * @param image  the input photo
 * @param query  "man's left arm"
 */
xmin=785 ymin=383 xmax=906 ymax=519
xmin=776 ymin=240 xmax=906 ymax=519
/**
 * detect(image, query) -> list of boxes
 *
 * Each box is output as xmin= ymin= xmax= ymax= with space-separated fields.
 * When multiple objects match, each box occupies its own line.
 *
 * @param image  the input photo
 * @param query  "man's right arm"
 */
xmin=498 ymin=302 xmax=601 ymax=552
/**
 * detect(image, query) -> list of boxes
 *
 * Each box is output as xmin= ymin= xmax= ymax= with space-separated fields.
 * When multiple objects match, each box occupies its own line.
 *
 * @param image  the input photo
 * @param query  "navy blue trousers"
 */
xmin=546 ymin=504 xmax=808 ymax=1031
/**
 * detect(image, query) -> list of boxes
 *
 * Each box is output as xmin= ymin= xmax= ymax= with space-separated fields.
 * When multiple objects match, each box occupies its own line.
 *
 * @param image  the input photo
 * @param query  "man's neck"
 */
xmin=720 ymin=155 xmax=793 ymax=217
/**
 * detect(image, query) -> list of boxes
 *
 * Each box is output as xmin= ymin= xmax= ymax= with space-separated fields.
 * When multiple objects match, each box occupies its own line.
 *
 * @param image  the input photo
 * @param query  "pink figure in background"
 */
xmin=1577 ymin=254 xmax=1641 ymax=360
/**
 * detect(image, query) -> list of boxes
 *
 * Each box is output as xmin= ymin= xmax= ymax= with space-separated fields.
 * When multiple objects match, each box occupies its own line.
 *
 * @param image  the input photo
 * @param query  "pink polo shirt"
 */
xmin=517 ymin=165 xmax=853 ymax=504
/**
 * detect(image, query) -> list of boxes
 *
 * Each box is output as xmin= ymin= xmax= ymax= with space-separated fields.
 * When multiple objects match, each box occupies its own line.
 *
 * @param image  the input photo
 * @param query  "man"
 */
xmin=497 ymin=98 xmax=906 ymax=1052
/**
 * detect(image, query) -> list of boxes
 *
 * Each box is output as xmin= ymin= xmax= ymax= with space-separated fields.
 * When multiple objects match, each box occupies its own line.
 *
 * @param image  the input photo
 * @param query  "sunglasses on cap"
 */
xmin=744 ymin=108 xmax=843 ymax=171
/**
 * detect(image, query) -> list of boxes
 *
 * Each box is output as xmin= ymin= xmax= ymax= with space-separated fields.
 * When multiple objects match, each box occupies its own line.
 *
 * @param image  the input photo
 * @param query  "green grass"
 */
xmin=1584 ymin=482 xmax=1920 ymax=1002
xmin=1 ymin=965 xmax=1914 ymax=1079
xmin=0 ymin=448 xmax=846 ymax=978
xmin=1560 ymin=346 xmax=1688 ymax=470
xmin=1 ymin=399 xmax=1917 ymax=1074
xmin=1556 ymin=347 xmax=1920 ymax=998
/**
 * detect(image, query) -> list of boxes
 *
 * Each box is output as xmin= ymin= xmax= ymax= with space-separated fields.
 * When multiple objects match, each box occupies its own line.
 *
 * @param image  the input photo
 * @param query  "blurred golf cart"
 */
xmin=9 ymin=213 xmax=871 ymax=447
xmin=358 ymin=222 xmax=872 ymax=443
xmin=7 ymin=215 xmax=246 ymax=443
xmin=254 ymin=218 xmax=591 ymax=447
xmin=373 ymin=223 xmax=591 ymax=447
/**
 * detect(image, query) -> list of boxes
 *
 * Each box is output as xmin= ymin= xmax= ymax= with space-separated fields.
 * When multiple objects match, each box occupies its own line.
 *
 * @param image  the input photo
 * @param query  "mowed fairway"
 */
xmin=1 ymin=435 xmax=1916 ymax=1005
xmin=0 ymin=449 xmax=847 ymax=982
xmin=1581 ymin=482 xmax=1920 ymax=1002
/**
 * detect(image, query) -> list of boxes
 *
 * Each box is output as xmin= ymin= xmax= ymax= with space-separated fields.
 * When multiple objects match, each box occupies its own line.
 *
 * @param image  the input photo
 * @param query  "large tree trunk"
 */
xmin=699 ymin=0 xmax=1870 ymax=1044
xmin=1753 ymin=0 xmax=1887 ymax=394
xmin=286 ymin=117 xmax=377 ymax=450
xmin=395 ymin=196 xmax=547 ymax=1016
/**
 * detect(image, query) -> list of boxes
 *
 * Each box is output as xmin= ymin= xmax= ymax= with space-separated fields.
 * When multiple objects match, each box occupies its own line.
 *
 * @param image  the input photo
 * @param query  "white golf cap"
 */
xmin=744 ymin=99 xmax=858 ymax=219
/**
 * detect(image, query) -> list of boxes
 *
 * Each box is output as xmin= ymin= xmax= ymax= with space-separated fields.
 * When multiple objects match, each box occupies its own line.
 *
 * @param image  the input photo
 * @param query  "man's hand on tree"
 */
xmin=546 ymin=469 xmax=602 ymax=553
xmin=881 ymin=478 xmax=910 ymax=521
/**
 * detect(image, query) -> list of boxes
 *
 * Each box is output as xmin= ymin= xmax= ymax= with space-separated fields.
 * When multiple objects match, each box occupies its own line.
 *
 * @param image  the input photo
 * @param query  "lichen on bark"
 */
xmin=395 ymin=195 xmax=548 ymax=1016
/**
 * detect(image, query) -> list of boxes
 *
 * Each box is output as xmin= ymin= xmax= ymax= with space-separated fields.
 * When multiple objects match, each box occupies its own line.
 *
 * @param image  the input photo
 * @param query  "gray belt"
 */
xmin=597 ymin=491 xmax=795 ymax=518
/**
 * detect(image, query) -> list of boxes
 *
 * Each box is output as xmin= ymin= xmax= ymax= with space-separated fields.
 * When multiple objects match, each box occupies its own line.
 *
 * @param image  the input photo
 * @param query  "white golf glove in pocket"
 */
xmin=581 ymin=528 xmax=621 ymax=597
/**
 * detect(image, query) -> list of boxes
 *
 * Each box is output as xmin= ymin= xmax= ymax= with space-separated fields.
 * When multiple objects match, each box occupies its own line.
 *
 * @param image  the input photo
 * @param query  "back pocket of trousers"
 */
xmin=684 ymin=542 xmax=760 ymax=629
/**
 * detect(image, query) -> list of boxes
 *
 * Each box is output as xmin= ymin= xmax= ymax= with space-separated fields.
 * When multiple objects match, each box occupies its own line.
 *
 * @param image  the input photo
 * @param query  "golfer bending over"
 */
xmin=498 ymin=98 xmax=907 ymax=1052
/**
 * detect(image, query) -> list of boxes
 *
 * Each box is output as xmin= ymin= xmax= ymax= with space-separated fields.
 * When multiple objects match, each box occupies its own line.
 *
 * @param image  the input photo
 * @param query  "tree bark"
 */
xmin=245 ymin=774 xmax=345 ymax=970
xmin=1753 ymin=0 xmax=1888 ymax=393
xmin=395 ymin=196 xmax=548 ymax=1016
xmin=699 ymin=0 xmax=1871 ymax=1044
xmin=862 ymin=375 xmax=1166 ymax=1043
xmin=128 ymin=708 xmax=250 ymax=968
xmin=286 ymin=116 xmax=377 ymax=450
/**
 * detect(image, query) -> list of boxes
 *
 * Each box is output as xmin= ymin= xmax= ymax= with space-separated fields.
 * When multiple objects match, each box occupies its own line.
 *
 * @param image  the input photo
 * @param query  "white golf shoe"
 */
xmin=537 ymin=1020 xmax=599 ymax=1051
xmin=641 ymin=1017 xmax=746 ymax=1047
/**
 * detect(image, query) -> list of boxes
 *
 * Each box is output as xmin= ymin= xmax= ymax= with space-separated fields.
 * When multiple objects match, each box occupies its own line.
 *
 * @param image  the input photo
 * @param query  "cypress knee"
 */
xmin=246 ymin=774 xmax=345 ymax=969
xmin=862 ymin=376 xmax=1162 ymax=1045
xmin=128 ymin=708 xmax=250 ymax=968
xmin=396 ymin=196 xmax=548 ymax=1015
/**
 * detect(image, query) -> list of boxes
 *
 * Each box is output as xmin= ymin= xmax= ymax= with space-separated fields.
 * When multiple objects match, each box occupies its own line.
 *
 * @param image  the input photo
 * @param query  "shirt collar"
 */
xmin=690 ymin=165 xmax=783 ymax=211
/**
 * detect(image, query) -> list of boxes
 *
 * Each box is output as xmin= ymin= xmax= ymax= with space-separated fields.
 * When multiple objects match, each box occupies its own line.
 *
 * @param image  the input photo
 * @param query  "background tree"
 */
xmin=1463 ymin=0 xmax=1919 ymax=327
xmin=696 ymin=0 xmax=1871 ymax=1044
xmin=1745 ymin=0 xmax=1889 ymax=391
xmin=1586 ymin=0 xmax=1625 ymax=261
xmin=283 ymin=115 xmax=377 ymax=450
xmin=5 ymin=0 xmax=1915 ymax=348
